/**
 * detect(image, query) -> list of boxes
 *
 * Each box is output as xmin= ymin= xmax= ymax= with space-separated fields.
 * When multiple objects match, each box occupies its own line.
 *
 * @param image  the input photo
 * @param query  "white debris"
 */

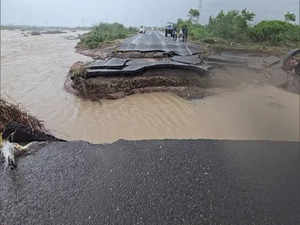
xmin=1 ymin=141 xmax=16 ymax=168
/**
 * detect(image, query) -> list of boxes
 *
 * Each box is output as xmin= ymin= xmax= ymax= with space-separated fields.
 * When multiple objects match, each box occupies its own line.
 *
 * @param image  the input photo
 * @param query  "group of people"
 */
xmin=169 ymin=25 xmax=188 ymax=42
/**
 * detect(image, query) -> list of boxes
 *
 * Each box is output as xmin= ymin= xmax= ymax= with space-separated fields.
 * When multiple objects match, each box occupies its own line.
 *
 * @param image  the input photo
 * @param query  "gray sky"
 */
xmin=1 ymin=0 xmax=299 ymax=27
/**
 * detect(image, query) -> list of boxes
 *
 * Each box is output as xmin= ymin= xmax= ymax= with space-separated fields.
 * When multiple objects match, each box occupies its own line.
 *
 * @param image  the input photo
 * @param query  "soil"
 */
xmin=68 ymin=69 xmax=211 ymax=100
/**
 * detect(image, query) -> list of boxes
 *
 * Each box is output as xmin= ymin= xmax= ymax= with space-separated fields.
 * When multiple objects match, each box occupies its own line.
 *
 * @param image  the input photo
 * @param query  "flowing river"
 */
xmin=1 ymin=30 xmax=299 ymax=143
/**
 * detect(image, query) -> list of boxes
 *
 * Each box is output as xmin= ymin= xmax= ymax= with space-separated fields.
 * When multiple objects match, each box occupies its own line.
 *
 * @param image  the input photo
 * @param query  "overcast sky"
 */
xmin=1 ymin=0 xmax=299 ymax=27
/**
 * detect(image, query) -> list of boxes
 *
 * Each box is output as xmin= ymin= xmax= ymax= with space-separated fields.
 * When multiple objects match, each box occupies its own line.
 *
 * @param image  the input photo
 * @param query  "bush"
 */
xmin=79 ymin=23 xmax=137 ymax=49
xmin=250 ymin=20 xmax=300 ymax=44
xmin=176 ymin=9 xmax=255 ymax=42
xmin=176 ymin=19 xmax=212 ymax=40
xmin=207 ymin=9 xmax=255 ymax=41
xmin=189 ymin=24 xmax=212 ymax=40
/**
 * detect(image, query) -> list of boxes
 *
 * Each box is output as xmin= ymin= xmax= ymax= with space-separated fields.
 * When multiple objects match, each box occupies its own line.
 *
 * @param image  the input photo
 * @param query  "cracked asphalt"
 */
xmin=1 ymin=139 xmax=300 ymax=225
xmin=119 ymin=30 xmax=193 ymax=56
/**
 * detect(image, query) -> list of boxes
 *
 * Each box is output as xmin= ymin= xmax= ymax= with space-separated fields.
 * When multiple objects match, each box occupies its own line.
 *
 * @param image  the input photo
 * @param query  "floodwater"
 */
xmin=1 ymin=30 xmax=299 ymax=143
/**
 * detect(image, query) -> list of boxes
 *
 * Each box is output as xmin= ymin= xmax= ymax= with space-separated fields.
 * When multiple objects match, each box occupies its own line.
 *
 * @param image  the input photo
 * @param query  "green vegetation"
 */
xmin=250 ymin=20 xmax=300 ymax=45
xmin=284 ymin=12 xmax=296 ymax=23
xmin=207 ymin=9 xmax=255 ymax=41
xmin=188 ymin=9 xmax=200 ymax=23
xmin=176 ymin=9 xmax=300 ymax=52
xmin=78 ymin=23 xmax=137 ymax=49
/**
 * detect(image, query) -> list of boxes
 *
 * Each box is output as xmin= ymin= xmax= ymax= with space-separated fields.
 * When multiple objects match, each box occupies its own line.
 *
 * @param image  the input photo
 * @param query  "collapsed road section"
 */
xmin=68 ymin=30 xmax=300 ymax=101
xmin=67 ymin=30 xmax=212 ymax=100
xmin=67 ymin=56 xmax=210 ymax=100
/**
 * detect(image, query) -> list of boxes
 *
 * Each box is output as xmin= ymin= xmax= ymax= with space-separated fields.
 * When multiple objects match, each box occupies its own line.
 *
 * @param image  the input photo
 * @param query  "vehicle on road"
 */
xmin=139 ymin=26 xmax=146 ymax=34
xmin=165 ymin=23 xmax=174 ymax=37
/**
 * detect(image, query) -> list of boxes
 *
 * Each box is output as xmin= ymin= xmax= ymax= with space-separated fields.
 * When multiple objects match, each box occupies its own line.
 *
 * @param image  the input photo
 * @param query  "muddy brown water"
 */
xmin=1 ymin=30 xmax=299 ymax=143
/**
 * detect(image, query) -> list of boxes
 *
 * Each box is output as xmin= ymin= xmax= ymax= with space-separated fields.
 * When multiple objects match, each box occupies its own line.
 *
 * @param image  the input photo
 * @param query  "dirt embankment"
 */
xmin=68 ymin=68 xmax=211 ymax=100
xmin=0 ymin=99 xmax=63 ymax=144
xmin=0 ymin=99 xmax=44 ymax=133
xmin=67 ymin=60 xmax=299 ymax=101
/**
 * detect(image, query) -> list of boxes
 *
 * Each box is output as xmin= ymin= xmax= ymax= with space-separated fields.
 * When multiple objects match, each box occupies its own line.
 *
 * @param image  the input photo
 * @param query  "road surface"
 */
xmin=119 ymin=31 xmax=193 ymax=56
xmin=1 ymin=139 xmax=300 ymax=225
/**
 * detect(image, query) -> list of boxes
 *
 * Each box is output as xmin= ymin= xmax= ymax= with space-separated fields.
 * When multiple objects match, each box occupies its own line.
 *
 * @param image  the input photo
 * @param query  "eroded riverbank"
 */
xmin=1 ymin=30 xmax=299 ymax=143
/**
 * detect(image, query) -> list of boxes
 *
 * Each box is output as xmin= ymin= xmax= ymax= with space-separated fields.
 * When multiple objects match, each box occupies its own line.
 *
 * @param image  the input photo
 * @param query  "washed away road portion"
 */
xmin=119 ymin=30 xmax=193 ymax=56
xmin=1 ymin=139 xmax=300 ymax=225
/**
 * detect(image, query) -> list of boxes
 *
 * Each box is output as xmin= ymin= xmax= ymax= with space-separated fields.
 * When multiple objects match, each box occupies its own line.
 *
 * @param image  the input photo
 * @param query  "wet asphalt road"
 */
xmin=119 ymin=30 xmax=192 ymax=56
xmin=1 ymin=139 xmax=300 ymax=225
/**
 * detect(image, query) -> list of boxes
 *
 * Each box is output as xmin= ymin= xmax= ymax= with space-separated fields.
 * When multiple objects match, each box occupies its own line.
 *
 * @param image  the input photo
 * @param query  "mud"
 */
xmin=69 ymin=69 xmax=211 ymax=100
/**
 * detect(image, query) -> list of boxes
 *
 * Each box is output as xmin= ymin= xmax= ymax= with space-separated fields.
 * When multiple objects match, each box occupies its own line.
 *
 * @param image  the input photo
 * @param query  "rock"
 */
xmin=263 ymin=56 xmax=281 ymax=66
xmin=31 ymin=31 xmax=41 ymax=36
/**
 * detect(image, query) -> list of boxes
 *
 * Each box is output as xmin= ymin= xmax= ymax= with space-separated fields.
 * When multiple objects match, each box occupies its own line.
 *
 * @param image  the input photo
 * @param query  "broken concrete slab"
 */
xmin=206 ymin=55 xmax=247 ymax=65
xmin=86 ymin=58 xmax=130 ymax=70
xmin=263 ymin=56 xmax=281 ymax=66
xmin=171 ymin=55 xmax=203 ymax=65
xmin=84 ymin=59 xmax=208 ymax=79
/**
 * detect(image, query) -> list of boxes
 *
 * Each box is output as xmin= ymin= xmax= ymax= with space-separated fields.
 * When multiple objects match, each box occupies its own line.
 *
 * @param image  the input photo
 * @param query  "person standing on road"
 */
xmin=179 ymin=29 xmax=183 ymax=41
xmin=182 ymin=25 xmax=188 ymax=42
xmin=173 ymin=25 xmax=178 ymax=41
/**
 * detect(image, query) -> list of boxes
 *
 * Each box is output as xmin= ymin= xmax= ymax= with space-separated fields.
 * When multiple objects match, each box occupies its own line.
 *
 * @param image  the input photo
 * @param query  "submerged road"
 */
xmin=1 ymin=139 xmax=300 ymax=225
xmin=119 ymin=30 xmax=193 ymax=56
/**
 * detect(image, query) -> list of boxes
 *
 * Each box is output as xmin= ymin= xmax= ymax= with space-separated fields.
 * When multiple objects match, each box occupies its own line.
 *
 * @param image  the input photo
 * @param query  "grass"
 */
xmin=0 ymin=99 xmax=45 ymax=133
xmin=193 ymin=38 xmax=298 ymax=56
xmin=78 ymin=23 xmax=137 ymax=49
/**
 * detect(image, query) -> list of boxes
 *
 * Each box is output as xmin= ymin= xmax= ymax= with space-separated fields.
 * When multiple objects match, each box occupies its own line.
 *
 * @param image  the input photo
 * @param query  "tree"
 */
xmin=284 ymin=12 xmax=296 ymax=23
xmin=207 ymin=9 xmax=256 ymax=41
xmin=188 ymin=9 xmax=200 ymax=23
xmin=241 ymin=9 xmax=255 ymax=22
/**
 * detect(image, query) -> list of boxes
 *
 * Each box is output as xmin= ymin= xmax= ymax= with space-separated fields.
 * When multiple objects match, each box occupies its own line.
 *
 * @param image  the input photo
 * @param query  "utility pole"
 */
xmin=299 ymin=0 xmax=300 ymax=25
xmin=198 ymin=0 xmax=203 ymax=23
